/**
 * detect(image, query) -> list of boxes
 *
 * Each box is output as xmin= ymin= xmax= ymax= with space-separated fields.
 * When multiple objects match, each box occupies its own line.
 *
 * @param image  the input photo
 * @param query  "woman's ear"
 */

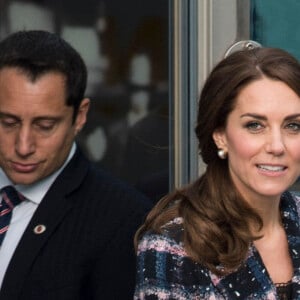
xmin=212 ymin=128 xmax=228 ymax=151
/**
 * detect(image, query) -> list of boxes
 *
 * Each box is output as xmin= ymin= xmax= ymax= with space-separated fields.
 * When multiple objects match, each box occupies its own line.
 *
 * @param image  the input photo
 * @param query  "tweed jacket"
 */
xmin=135 ymin=191 xmax=300 ymax=299
xmin=0 ymin=148 xmax=152 ymax=300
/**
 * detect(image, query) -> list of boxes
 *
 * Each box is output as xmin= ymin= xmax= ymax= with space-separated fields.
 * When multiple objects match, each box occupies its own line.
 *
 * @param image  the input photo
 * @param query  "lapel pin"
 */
xmin=33 ymin=224 xmax=46 ymax=234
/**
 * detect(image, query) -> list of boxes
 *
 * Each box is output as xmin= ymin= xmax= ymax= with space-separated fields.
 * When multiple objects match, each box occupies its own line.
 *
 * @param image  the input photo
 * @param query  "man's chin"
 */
xmin=7 ymin=173 xmax=41 ymax=186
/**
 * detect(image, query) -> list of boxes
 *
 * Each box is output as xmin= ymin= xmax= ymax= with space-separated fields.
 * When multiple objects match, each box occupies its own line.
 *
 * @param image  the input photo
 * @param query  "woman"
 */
xmin=134 ymin=47 xmax=300 ymax=299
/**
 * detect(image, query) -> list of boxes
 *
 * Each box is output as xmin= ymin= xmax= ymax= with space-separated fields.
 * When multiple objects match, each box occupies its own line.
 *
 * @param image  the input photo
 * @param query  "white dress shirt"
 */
xmin=0 ymin=143 xmax=76 ymax=288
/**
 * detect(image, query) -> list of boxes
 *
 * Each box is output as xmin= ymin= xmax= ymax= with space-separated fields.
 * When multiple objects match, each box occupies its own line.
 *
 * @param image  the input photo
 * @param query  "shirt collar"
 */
xmin=0 ymin=143 xmax=76 ymax=204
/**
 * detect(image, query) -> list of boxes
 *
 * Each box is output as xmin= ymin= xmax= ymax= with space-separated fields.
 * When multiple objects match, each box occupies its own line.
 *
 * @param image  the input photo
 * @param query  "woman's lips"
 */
xmin=256 ymin=164 xmax=287 ymax=177
xmin=257 ymin=164 xmax=286 ymax=172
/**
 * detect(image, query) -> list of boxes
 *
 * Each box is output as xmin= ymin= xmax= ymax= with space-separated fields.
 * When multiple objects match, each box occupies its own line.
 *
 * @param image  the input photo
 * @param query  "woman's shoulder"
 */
xmin=284 ymin=190 xmax=300 ymax=206
xmin=281 ymin=190 xmax=300 ymax=220
xmin=289 ymin=190 xmax=300 ymax=200
xmin=137 ymin=217 xmax=187 ymax=256
xmin=161 ymin=217 xmax=184 ymax=241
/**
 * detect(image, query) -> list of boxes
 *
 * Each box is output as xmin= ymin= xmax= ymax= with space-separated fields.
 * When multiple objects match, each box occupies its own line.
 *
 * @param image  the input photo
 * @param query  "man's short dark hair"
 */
xmin=0 ymin=30 xmax=87 ymax=120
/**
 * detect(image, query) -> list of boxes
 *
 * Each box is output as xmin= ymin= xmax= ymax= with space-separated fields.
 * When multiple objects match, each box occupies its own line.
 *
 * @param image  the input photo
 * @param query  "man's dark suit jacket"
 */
xmin=0 ymin=148 xmax=152 ymax=300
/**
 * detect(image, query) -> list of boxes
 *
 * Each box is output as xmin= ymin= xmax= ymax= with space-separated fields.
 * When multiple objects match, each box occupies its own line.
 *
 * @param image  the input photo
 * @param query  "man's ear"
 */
xmin=212 ymin=128 xmax=228 ymax=151
xmin=75 ymin=98 xmax=90 ymax=133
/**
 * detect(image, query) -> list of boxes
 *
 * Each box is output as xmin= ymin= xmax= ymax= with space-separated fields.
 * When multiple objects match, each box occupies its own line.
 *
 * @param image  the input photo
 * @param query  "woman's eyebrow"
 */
xmin=240 ymin=113 xmax=267 ymax=120
xmin=240 ymin=113 xmax=300 ymax=121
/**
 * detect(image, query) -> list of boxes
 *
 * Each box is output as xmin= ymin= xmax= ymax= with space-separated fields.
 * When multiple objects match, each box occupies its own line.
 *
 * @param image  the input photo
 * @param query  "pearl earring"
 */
xmin=217 ymin=149 xmax=227 ymax=159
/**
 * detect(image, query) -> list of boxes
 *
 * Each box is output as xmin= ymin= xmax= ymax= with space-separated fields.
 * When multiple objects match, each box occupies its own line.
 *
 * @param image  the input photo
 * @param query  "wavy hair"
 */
xmin=135 ymin=47 xmax=300 ymax=275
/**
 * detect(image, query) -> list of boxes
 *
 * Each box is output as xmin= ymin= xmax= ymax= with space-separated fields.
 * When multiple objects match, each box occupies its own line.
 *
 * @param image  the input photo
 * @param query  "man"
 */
xmin=0 ymin=30 xmax=152 ymax=300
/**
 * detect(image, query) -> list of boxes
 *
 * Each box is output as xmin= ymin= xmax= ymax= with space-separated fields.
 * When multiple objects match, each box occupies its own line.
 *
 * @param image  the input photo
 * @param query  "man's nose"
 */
xmin=15 ymin=127 xmax=35 ymax=157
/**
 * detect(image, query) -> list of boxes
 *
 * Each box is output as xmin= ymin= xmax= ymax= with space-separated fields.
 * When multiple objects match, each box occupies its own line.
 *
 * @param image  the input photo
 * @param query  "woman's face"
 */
xmin=213 ymin=77 xmax=300 ymax=203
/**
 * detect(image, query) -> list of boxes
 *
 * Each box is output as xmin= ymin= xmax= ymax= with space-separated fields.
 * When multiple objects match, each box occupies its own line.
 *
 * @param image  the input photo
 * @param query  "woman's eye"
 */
xmin=245 ymin=121 xmax=263 ymax=131
xmin=286 ymin=122 xmax=300 ymax=132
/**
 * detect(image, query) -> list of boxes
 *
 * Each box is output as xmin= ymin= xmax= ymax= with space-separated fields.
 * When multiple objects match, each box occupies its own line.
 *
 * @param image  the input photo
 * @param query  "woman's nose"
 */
xmin=264 ymin=129 xmax=285 ymax=156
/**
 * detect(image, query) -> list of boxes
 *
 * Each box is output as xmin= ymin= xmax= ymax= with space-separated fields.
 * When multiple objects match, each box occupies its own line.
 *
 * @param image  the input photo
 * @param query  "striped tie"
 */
xmin=0 ymin=186 xmax=24 ymax=246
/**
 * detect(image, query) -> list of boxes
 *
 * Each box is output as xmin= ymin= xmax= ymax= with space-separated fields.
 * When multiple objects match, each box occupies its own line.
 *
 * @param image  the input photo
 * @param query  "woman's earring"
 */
xmin=217 ymin=149 xmax=227 ymax=159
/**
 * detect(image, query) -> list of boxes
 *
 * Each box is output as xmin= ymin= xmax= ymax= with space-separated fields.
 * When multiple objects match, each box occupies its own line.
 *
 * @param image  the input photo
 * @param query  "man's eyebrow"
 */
xmin=33 ymin=116 xmax=62 ymax=122
xmin=0 ymin=112 xmax=62 ymax=122
xmin=0 ymin=112 xmax=20 ymax=120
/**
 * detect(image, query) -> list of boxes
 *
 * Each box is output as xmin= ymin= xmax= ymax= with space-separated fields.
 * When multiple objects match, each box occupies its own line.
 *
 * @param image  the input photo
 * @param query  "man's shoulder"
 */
xmin=87 ymin=163 xmax=144 ymax=194
xmin=61 ymin=148 xmax=153 ymax=212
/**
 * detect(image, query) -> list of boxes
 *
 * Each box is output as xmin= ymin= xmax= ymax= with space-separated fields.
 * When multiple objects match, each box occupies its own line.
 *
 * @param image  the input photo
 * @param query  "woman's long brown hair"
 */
xmin=135 ymin=47 xmax=300 ymax=275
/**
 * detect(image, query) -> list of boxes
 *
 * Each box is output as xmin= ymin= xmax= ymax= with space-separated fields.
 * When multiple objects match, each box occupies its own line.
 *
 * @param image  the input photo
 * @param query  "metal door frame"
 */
xmin=169 ymin=0 xmax=251 ymax=189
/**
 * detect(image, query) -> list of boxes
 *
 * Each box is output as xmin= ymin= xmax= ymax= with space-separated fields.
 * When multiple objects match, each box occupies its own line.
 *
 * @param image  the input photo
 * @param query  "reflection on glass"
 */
xmin=0 ymin=0 xmax=169 ymax=203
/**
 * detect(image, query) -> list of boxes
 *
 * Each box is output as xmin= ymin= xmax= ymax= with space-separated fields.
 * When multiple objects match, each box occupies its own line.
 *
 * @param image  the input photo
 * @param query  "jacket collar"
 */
xmin=211 ymin=191 xmax=300 ymax=299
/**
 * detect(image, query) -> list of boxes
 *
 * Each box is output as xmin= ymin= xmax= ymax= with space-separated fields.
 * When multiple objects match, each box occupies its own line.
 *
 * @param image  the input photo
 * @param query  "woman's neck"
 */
xmin=247 ymin=194 xmax=282 ymax=236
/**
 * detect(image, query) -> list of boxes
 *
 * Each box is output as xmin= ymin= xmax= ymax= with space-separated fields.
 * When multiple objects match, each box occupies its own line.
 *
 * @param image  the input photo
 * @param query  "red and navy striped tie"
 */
xmin=0 ymin=186 xmax=24 ymax=246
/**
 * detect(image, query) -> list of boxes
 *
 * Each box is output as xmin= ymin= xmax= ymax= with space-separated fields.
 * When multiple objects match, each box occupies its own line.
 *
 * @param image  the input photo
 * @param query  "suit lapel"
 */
xmin=0 ymin=149 xmax=89 ymax=299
